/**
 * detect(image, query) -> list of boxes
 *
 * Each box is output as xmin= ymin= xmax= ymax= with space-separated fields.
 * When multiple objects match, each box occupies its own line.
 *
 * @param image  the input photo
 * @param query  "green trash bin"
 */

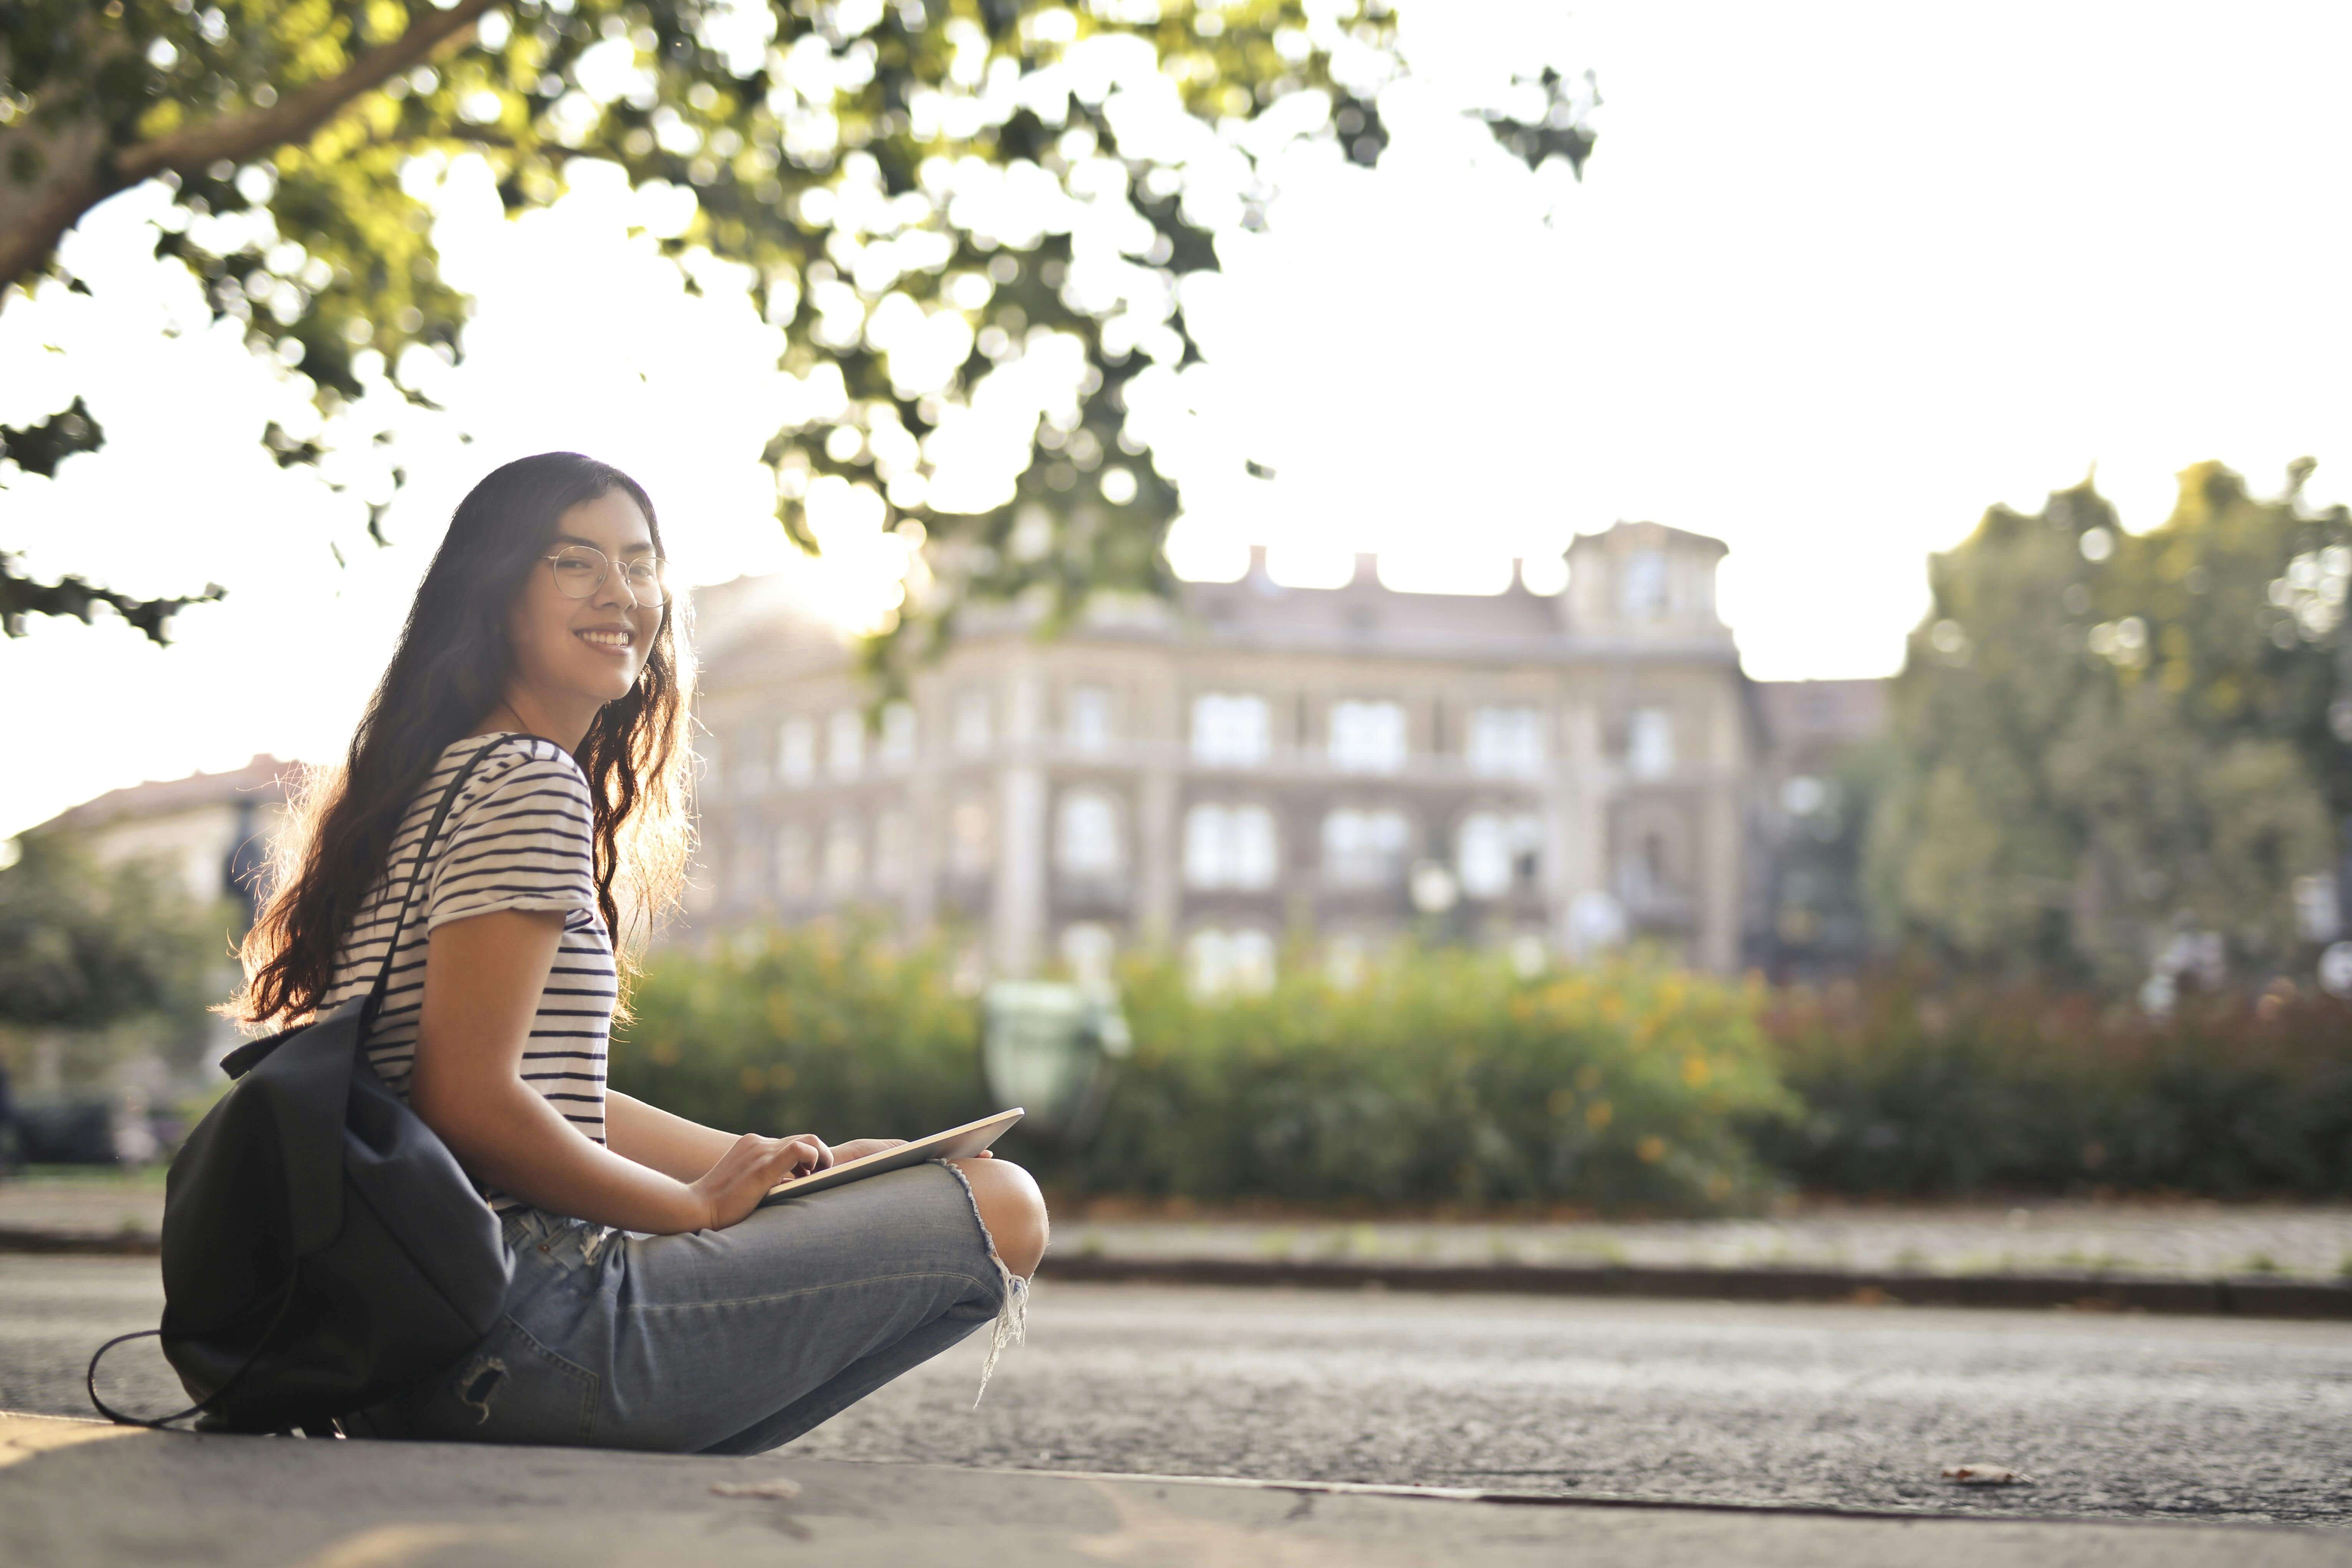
xmin=981 ymin=982 xmax=1131 ymax=1142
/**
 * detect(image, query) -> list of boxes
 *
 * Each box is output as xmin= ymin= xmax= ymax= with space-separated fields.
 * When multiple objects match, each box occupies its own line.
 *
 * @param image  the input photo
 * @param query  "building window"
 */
xmin=1619 ymin=803 xmax=1692 ymax=896
xmin=1467 ymin=706 xmax=1544 ymax=779
xmin=731 ymin=827 xmax=767 ymax=901
xmin=1458 ymin=812 xmax=1543 ymax=899
xmin=1328 ymin=699 xmax=1406 ymax=774
xmin=1191 ymin=692 xmax=1270 ymax=768
xmin=1627 ymin=708 xmax=1675 ymax=779
xmin=879 ymin=701 xmax=918 ymax=768
xmin=948 ymin=798 xmax=992 ymax=875
xmin=778 ymin=718 xmax=815 ymax=787
xmin=873 ymin=808 xmax=911 ymax=891
xmin=1183 ymin=803 xmax=1278 ymax=889
xmin=823 ymin=816 xmax=862 ymax=894
xmin=775 ymin=825 xmax=812 ymax=897
xmin=1057 ymin=790 xmax=1123 ymax=878
xmin=1321 ymin=808 xmax=1411 ymax=887
xmin=828 ymin=709 xmax=864 ymax=781
xmin=1067 ymin=685 xmax=1113 ymax=753
xmin=1060 ymin=922 xmax=1117 ymax=989
xmin=734 ymin=730 xmax=770 ymax=791
xmin=1186 ymin=927 xmax=1275 ymax=998
xmin=1620 ymin=549 xmax=1668 ymax=619
xmin=954 ymin=691 xmax=992 ymax=757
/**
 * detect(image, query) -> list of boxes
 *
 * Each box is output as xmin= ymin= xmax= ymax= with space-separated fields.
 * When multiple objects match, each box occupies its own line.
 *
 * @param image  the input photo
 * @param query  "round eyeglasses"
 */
xmin=544 ymin=545 xmax=670 ymax=606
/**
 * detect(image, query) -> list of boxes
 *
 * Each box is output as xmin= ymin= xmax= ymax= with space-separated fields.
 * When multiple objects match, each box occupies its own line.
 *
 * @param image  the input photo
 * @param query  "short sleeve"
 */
xmin=424 ymin=744 xmax=600 ymax=932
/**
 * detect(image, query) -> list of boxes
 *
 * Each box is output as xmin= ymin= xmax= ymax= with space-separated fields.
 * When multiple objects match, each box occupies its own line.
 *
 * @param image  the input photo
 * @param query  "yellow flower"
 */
xmin=1585 ymin=1100 xmax=1613 ymax=1130
xmin=1636 ymin=1134 xmax=1666 ymax=1163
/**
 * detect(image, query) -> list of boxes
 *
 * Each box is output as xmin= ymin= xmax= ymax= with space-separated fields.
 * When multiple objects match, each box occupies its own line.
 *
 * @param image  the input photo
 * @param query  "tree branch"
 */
xmin=117 ymin=0 xmax=498 ymax=184
xmin=0 ymin=0 xmax=497 ymax=296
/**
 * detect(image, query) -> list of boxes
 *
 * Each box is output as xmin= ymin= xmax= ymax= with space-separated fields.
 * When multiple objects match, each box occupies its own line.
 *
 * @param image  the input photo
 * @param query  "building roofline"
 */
xmin=30 ymin=755 xmax=295 ymax=838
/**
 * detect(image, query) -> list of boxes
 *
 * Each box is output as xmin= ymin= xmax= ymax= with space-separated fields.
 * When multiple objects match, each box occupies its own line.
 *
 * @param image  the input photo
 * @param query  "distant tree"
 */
xmin=0 ymin=0 xmax=1595 ymax=647
xmin=0 ymin=833 xmax=222 ymax=1033
xmin=1865 ymin=464 xmax=2351 ymax=993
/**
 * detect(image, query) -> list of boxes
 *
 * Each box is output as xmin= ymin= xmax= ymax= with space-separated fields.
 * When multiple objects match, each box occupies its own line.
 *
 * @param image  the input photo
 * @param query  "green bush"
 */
xmin=611 ymin=925 xmax=1795 ymax=1212
xmin=612 ymin=921 xmax=989 ymax=1151
xmin=1756 ymin=966 xmax=2352 ymax=1197
xmin=1066 ymin=947 xmax=1793 ymax=1209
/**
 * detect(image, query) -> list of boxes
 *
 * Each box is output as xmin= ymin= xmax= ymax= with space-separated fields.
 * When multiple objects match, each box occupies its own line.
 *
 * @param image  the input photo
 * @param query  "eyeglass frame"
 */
xmin=541 ymin=544 xmax=672 ymax=608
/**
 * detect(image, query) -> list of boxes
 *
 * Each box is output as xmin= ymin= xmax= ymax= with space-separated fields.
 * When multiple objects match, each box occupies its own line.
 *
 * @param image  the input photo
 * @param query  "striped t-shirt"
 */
xmin=321 ymin=732 xmax=614 ymax=1210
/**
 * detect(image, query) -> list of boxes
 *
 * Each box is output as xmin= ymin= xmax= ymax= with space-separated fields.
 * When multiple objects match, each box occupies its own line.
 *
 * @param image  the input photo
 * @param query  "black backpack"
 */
xmin=88 ymin=735 xmax=518 ymax=1433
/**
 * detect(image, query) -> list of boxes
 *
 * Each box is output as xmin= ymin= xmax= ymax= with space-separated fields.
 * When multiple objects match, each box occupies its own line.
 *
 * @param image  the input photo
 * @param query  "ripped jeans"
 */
xmin=341 ymin=1159 xmax=1024 ymax=1454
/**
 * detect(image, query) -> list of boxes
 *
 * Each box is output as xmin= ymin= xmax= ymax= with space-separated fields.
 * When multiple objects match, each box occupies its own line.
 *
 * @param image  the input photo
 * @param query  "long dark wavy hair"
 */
xmin=231 ymin=452 xmax=695 ymax=1030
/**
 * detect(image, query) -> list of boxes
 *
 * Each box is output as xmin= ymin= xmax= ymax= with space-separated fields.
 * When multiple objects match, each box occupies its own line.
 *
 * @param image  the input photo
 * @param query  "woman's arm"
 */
xmin=610 ymin=1094 xmax=918 ymax=1179
xmin=605 ymin=1092 xmax=753 ymax=1183
xmin=408 ymin=909 xmax=824 ymax=1233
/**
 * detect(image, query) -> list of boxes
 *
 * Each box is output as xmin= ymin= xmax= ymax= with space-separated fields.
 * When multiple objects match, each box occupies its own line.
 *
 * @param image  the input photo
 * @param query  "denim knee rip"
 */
xmin=933 ymin=1156 xmax=1028 ymax=1407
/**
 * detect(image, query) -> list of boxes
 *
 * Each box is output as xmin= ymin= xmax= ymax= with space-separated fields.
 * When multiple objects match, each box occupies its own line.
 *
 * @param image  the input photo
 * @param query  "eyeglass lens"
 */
xmin=550 ymin=546 xmax=668 ymax=604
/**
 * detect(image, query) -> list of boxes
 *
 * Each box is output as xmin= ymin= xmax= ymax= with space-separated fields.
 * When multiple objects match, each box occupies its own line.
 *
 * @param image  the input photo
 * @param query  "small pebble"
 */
xmin=1942 ymin=1464 xmax=2030 ymax=1486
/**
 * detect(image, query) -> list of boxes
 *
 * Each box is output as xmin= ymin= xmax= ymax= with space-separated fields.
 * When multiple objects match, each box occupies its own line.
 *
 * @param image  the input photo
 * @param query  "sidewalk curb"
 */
xmin=1035 ymin=1253 xmax=2352 ymax=1320
xmin=0 ymin=1227 xmax=157 ymax=1257
xmin=13 ymin=1225 xmax=2347 ymax=1320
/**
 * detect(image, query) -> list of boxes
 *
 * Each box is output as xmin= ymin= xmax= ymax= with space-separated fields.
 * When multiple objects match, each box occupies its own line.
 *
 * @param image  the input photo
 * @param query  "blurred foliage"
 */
xmin=0 ymin=832 xmax=230 ymax=1081
xmin=612 ymin=921 xmax=1793 ymax=1211
xmin=1067 ymin=942 xmax=1792 ymax=1209
xmin=1866 ymin=464 xmax=2352 ymax=988
xmin=612 ymin=918 xmax=991 ymax=1149
xmin=1 ymin=0 xmax=1592 ymax=650
xmin=0 ymin=398 xmax=227 ymax=637
xmin=1756 ymin=965 xmax=2352 ymax=1198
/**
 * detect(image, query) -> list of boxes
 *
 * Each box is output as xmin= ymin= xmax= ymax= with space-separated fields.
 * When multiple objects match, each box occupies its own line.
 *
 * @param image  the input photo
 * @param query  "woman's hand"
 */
xmin=830 ymin=1137 xmax=909 ymax=1164
xmin=686 ymin=1131 xmax=831 ymax=1231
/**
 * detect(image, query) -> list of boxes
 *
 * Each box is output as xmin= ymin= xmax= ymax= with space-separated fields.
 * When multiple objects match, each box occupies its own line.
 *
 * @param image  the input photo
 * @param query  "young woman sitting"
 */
xmin=230 ymin=450 xmax=1045 ymax=1451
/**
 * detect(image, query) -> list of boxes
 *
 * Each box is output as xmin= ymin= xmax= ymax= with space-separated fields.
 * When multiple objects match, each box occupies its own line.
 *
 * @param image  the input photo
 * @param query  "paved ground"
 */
xmin=11 ymin=1172 xmax=2352 ymax=1280
xmin=11 ymin=1416 xmax=2348 ymax=1568
xmin=19 ymin=1255 xmax=2352 ymax=1527
xmin=1056 ymin=1200 xmax=2352 ymax=1282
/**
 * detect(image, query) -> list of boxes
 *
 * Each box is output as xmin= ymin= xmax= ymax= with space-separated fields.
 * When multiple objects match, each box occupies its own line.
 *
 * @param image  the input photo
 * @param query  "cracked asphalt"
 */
xmin=11 ymin=1255 xmax=2349 ymax=1526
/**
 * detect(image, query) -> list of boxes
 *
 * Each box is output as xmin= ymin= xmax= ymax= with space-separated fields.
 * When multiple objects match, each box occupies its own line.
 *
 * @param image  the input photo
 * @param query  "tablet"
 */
xmin=759 ymin=1108 xmax=1025 ymax=1202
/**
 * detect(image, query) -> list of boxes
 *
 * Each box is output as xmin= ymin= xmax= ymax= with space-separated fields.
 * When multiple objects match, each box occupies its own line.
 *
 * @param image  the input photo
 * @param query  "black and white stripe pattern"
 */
xmin=321 ymin=732 xmax=613 ymax=1210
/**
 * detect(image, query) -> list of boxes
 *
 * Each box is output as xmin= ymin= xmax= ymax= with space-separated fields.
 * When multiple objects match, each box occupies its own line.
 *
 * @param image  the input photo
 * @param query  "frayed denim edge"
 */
xmin=932 ymin=1156 xmax=1028 ymax=1408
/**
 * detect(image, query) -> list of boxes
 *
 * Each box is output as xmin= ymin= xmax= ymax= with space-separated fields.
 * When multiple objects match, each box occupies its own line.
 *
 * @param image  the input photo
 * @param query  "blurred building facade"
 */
xmin=13 ymin=756 xmax=289 ymax=1139
xmin=686 ymin=522 xmax=1877 ymax=984
xmin=31 ymin=753 xmax=290 ymax=928
xmin=1748 ymin=678 xmax=1887 ymax=980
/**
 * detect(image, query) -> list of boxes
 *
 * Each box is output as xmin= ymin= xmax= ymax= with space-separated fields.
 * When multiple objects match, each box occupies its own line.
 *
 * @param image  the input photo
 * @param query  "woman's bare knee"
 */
xmin=950 ymin=1157 xmax=1048 ymax=1277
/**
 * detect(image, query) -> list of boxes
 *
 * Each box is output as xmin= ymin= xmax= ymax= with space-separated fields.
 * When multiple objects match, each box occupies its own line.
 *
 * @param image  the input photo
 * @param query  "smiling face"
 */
xmin=503 ymin=488 xmax=664 ymax=724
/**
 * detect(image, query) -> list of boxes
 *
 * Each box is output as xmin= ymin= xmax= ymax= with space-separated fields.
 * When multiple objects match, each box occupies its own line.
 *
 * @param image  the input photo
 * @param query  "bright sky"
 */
xmin=5 ymin=0 xmax=2352 ymax=838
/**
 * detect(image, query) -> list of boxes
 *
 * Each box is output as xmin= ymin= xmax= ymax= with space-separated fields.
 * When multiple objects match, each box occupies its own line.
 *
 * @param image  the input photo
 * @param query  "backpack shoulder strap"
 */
xmin=216 ymin=734 xmax=527 ymax=1083
xmin=363 ymin=733 xmax=523 ymax=1017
